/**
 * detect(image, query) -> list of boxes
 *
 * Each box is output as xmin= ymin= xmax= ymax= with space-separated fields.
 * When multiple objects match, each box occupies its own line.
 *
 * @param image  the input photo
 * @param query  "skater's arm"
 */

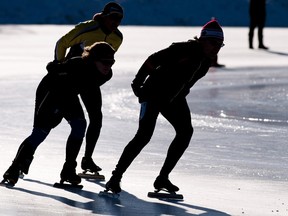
xmin=54 ymin=21 xmax=97 ymax=62
xmin=131 ymin=46 xmax=174 ymax=97
xmin=131 ymin=58 xmax=154 ymax=97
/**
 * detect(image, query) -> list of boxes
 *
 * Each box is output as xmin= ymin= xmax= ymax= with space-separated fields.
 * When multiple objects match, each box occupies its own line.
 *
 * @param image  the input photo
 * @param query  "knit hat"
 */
xmin=200 ymin=20 xmax=224 ymax=41
xmin=102 ymin=2 xmax=123 ymax=17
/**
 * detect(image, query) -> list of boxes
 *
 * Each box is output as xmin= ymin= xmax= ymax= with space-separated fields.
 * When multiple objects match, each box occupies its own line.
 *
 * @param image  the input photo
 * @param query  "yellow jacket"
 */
xmin=54 ymin=20 xmax=123 ymax=62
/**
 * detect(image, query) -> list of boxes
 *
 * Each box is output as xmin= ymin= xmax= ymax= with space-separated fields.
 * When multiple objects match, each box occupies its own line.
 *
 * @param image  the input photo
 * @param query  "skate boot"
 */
xmin=18 ymin=155 xmax=34 ymax=179
xmin=1 ymin=142 xmax=35 ymax=186
xmin=2 ymin=164 xmax=21 ymax=186
xmin=148 ymin=176 xmax=183 ymax=200
xmin=78 ymin=157 xmax=104 ymax=180
xmin=60 ymin=161 xmax=81 ymax=185
xmin=81 ymin=157 xmax=102 ymax=173
xmin=105 ymin=171 xmax=122 ymax=194
xmin=153 ymin=175 xmax=179 ymax=193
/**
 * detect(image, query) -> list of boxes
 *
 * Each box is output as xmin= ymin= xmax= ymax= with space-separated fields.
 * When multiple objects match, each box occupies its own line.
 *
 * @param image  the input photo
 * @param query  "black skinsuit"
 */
xmin=11 ymin=57 xmax=112 ymax=175
xmin=113 ymin=40 xmax=211 ymax=178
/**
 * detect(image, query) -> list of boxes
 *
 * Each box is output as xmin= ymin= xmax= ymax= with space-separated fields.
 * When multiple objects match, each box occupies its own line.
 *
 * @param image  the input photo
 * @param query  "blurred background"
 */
xmin=1 ymin=0 xmax=287 ymax=26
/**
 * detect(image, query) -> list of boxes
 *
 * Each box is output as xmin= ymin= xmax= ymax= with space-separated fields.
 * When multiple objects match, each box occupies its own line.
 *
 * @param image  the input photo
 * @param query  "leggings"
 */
xmin=115 ymin=97 xmax=193 ymax=178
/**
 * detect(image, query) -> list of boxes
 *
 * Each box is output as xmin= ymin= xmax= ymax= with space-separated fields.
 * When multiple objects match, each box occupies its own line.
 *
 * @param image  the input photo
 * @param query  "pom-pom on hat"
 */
xmin=102 ymin=2 xmax=123 ymax=17
xmin=200 ymin=20 xmax=224 ymax=41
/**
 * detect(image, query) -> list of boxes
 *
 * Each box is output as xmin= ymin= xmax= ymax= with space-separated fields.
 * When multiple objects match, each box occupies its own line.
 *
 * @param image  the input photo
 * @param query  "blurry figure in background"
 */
xmin=105 ymin=20 xmax=225 ymax=195
xmin=54 ymin=2 xmax=124 ymax=175
xmin=2 ymin=42 xmax=116 ymax=187
xmin=249 ymin=0 xmax=268 ymax=49
xmin=210 ymin=17 xmax=225 ymax=67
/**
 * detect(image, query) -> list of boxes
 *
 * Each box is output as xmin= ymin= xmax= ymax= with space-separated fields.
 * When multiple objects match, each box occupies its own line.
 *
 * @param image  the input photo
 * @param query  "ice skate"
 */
xmin=1 ymin=164 xmax=20 ymax=187
xmin=78 ymin=157 xmax=105 ymax=180
xmin=99 ymin=174 xmax=121 ymax=198
xmin=1 ymin=142 xmax=35 ymax=186
xmin=154 ymin=175 xmax=179 ymax=192
xmin=54 ymin=161 xmax=83 ymax=189
xmin=148 ymin=176 xmax=183 ymax=200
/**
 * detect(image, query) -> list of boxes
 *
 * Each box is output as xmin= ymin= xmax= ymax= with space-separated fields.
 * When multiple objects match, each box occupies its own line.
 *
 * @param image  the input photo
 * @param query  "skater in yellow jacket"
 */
xmin=54 ymin=2 xmax=123 ymax=62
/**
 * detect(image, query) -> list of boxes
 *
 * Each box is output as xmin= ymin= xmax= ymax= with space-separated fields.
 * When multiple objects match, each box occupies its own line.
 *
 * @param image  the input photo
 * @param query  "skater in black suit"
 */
xmin=105 ymin=20 xmax=225 ymax=194
xmin=55 ymin=1 xmax=124 ymax=175
xmin=2 ymin=42 xmax=115 ymax=187
xmin=249 ymin=0 xmax=268 ymax=49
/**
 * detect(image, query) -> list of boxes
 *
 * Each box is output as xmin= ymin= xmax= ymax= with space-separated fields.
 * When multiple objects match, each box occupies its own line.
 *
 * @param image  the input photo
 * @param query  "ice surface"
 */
xmin=0 ymin=25 xmax=287 ymax=215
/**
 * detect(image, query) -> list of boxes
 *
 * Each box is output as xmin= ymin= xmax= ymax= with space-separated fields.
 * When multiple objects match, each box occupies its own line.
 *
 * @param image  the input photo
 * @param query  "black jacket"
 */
xmin=46 ymin=57 xmax=112 ymax=94
xmin=139 ymin=40 xmax=211 ymax=105
xmin=43 ymin=57 xmax=112 ymax=117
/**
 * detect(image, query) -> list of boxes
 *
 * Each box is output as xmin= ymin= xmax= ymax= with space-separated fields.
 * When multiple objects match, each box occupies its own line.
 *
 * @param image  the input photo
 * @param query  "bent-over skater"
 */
xmin=105 ymin=20 xmax=225 ymax=194
xmin=2 ymin=42 xmax=115 ymax=187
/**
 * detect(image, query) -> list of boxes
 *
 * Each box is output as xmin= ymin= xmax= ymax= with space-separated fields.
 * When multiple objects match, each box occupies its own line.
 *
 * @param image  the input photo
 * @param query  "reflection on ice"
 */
xmin=220 ymin=110 xmax=287 ymax=125
xmin=187 ymin=66 xmax=288 ymax=130
xmin=242 ymin=116 xmax=287 ymax=124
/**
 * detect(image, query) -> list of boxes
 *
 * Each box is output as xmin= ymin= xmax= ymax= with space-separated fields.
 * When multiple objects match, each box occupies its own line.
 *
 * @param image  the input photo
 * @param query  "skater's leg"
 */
xmin=15 ymin=76 xmax=61 ymax=175
xmin=83 ymin=119 xmax=101 ymax=158
xmin=81 ymin=98 xmax=103 ymax=172
xmin=18 ymin=127 xmax=50 ymax=174
xmin=80 ymin=89 xmax=102 ymax=159
xmin=81 ymin=118 xmax=102 ymax=172
xmin=57 ymin=96 xmax=86 ymax=184
xmin=113 ymin=102 xmax=159 ymax=176
xmin=3 ymin=127 xmax=51 ymax=185
xmin=65 ymin=118 xmax=87 ymax=162
xmin=155 ymin=98 xmax=193 ymax=190
xmin=106 ymin=102 xmax=159 ymax=193
xmin=62 ymin=97 xmax=87 ymax=162
xmin=60 ymin=118 xmax=86 ymax=184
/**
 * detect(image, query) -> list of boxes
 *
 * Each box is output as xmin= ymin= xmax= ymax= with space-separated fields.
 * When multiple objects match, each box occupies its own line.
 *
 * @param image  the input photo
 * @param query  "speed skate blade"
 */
xmin=98 ymin=190 xmax=120 ymax=198
xmin=53 ymin=182 xmax=83 ymax=189
xmin=148 ymin=191 xmax=183 ymax=200
xmin=78 ymin=172 xmax=105 ymax=180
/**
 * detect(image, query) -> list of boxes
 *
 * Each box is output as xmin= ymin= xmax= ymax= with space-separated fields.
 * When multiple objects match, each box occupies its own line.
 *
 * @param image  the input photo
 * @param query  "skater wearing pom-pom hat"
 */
xmin=105 ymin=20 xmax=225 ymax=195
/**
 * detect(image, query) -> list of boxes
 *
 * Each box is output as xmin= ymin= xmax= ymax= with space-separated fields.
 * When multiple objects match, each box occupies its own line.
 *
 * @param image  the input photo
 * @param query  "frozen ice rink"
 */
xmin=0 ymin=25 xmax=287 ymax=215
